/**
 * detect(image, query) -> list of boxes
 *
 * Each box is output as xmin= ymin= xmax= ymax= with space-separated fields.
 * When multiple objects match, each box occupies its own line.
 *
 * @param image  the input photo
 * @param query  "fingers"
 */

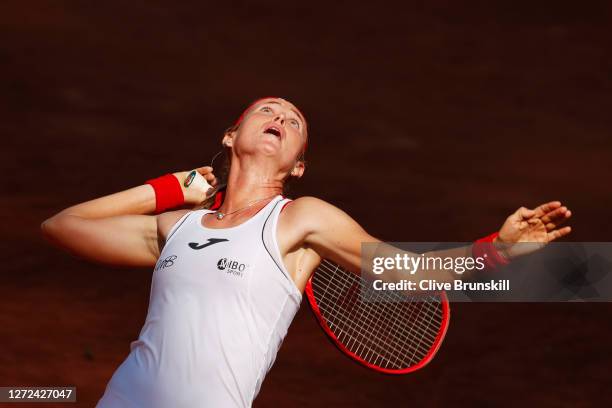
xmin=196 ymin=166 xmax=213 ymax=175
xmin=542 ymin=207 xmax=572 ymax=230
xmin=533 ymin=201 xmax=562 ymax=218
xmin=547 ymin=226 xmax=572 ymax=242
xmin=515 ymin=206 xmax=535 ymax=220
xmin=205 ymin=173 xmax=218 ymax=187
xmin=196 ymin=166 xmax=218 ymax=187
xmin=541 ymin=206 xmax=568 ymax=223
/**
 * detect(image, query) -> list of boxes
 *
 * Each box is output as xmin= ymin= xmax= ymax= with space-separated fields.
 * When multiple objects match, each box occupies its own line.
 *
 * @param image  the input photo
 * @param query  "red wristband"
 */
xmin=473 ymin=232 xmax=510 ymax=270
xmin=145 ymin=174 xmax=185 ymax=214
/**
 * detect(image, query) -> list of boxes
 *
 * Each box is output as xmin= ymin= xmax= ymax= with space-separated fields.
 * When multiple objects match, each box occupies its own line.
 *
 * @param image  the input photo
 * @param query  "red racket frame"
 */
xmin=305 ymin=272 xmax=450 ymax=374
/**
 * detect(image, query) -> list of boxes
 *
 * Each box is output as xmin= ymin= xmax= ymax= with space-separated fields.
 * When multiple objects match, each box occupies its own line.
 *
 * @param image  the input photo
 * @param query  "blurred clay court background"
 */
xmin=1 ymin=1 xmax=611 ymax=406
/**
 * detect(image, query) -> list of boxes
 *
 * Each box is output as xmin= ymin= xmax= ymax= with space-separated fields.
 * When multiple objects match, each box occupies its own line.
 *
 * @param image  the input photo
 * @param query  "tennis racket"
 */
xmin=305 ymin=259 xmax=450 ymax=374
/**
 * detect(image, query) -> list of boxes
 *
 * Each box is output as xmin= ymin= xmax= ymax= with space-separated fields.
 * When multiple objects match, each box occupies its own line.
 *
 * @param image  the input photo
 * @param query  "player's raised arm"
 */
xmin=40 ymin=167 xmax=217 ymax=268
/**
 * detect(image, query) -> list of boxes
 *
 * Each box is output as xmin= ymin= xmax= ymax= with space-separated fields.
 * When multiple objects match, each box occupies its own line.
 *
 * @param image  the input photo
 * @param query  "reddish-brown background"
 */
xmin=2 ymin=1 xmax=611 ymax=406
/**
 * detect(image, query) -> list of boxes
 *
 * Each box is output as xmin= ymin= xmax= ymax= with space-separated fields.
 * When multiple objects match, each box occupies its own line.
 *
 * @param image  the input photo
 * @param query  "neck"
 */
xmin=221 ymin=160 xmax=283 ymax=213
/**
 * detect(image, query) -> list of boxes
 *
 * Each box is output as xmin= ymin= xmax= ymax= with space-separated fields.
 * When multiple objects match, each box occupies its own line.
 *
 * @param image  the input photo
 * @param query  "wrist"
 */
xmin=473 ymin=232 xmax=510 ymax=270
xmin=492 ymin=236 xmax=512 ymax=261
xmin=145 ymin=174 xmax=185 ymax=214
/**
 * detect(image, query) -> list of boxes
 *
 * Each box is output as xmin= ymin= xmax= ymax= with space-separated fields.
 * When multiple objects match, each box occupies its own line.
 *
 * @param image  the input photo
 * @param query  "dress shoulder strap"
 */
xmin=164 ymin=210 xmax=195 ymax=247
xmin=261 ymin=198 xmax=299 ymax=292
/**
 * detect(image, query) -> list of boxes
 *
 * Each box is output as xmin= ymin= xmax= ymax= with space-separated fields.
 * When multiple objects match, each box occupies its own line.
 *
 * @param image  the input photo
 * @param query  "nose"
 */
xmin=273 ymin=112 xmax=285 ymax=125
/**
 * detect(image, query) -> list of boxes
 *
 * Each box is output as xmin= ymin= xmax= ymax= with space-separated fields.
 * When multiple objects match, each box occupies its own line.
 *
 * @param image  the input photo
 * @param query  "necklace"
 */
xmin=215 ymin=195 xmax=277 ymax=220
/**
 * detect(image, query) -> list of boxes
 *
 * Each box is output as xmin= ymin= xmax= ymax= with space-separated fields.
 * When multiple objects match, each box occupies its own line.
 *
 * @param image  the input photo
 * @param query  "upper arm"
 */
xmin=41 ymin=209 xmax=190 ymax=268
xmin=41 ymin=213 xmax=159 ymax=267
xmin=282 ymin=197 xmax=380 ymax=274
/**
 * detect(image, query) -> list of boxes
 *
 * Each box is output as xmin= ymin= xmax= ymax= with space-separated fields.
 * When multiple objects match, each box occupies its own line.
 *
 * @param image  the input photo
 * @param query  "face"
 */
xmin=224 ymin=98 xmax=308 ymax=178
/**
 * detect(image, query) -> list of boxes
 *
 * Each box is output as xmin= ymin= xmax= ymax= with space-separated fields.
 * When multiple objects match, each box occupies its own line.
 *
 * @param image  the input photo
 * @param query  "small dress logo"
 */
xmin=155 ymin=255 xmax=177 ymax=271
xmin=217 ymin=257 xmax=248 ymax=277
xmin=188 ymin=238 xmax=229 ymax=250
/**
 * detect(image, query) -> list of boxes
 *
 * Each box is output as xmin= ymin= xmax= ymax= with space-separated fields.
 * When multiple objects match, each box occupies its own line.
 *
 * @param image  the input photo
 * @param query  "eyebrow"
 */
xmin=261 ymin=101 xmax=306 ymax=126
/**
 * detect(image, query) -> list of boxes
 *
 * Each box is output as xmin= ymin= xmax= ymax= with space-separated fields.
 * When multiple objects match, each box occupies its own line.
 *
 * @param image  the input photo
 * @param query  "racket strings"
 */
xmin=313 ymin=267 xmax=434 ymax=367
xmin=316 ymin=261 xmax=442 ymax=347
xmin=312 ymin=260 xmax=444 ymax=369
xmin=313 ymin=264 xmax=440 ymax=368
xmin=313 ymin=266 xmax=432 ymax=364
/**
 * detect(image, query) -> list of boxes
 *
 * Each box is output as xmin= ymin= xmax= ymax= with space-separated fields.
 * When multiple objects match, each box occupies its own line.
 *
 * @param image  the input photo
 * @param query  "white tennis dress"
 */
xmin=96 ymin=195 xmax=302 ymax=407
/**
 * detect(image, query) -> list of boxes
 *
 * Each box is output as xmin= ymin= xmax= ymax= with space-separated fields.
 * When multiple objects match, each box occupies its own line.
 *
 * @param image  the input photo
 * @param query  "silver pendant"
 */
xmin=216 ymin=212 xmax=224 ymax=220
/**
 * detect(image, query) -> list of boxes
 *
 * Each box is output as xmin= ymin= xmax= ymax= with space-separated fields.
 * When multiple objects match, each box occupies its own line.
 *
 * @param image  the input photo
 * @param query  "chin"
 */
xmin=257 ymin=142 xmax=281 ymax=156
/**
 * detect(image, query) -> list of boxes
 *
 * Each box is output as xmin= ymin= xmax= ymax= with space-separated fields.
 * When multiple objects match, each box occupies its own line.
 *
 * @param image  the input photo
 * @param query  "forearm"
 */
xmin=365 ymin=241 xmax=505 ymax=286
xmin=54 ymin=184 xmax=156 ymax=219
xmin=365 ymin=244 xmax=463 ymax=284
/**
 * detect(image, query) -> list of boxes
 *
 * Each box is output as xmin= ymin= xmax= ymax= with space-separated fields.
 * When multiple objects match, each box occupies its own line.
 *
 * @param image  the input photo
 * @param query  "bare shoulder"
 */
xmin=280 ymin=196 xmax=359 ymax=236
xmin=279 ymin=196 xmax=374 ymax=266
xmin=157 ymin=209 xmax=192 ymax=240
xmin=283 ymin=196 xmax=346 ymax=219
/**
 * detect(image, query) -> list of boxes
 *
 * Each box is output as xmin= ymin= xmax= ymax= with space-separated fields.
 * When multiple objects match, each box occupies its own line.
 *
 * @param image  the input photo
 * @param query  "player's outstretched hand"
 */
xmin=495 ymin=201 xmax=572 ymax=259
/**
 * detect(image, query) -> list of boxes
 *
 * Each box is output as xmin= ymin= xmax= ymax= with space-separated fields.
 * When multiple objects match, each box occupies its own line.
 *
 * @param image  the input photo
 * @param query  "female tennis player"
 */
xmin=41 ymin=97 xmax=572 ymax=407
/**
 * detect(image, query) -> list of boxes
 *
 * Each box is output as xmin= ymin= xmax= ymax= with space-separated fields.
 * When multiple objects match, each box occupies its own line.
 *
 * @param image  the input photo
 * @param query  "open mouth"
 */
xmin=264 ymin=125 xmax=282 ymax=138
